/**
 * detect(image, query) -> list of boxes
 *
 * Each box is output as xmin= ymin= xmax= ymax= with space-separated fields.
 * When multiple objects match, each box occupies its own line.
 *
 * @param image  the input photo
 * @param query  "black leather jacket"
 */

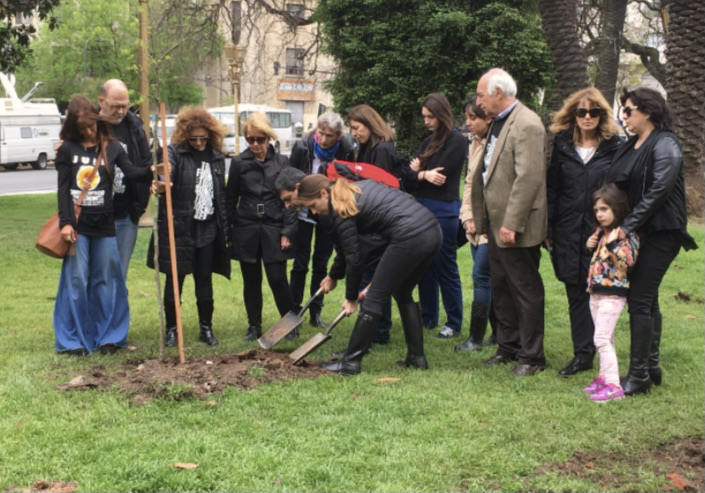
xmin=607 ymin=131 xmax=688 ymax=236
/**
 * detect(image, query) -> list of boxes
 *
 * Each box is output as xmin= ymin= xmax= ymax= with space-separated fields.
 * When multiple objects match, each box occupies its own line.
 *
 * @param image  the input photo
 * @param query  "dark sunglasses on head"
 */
xmin=189 ymin=136 xmax=209 ymax=143
xmin=246 ymin=136 xmax=267 ymax=145
xmin=575 ymin=107 xmax=601 ymax=118
xmin=621 ymin=105 xmax=638 ymax=117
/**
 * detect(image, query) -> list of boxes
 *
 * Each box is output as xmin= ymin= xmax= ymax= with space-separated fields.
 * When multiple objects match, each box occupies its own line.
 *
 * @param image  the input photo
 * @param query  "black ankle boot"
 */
xmin=456 ymin=302 xmax=489 ymax=352
xmin=622 ymin=315 xmax=653 ymax=396
xmin=199 ymin=324 xmax=219 ymax=346
xmin=165 ymin=326 xmax=177 ymax=347
xmin=397 ymin=302 xmax=429 ymax=369
xmin=244 ymin=324 xmax=262 ymax=342
xmin=285 ymin=326 xmax=300 ymax=340
xmin=321 ymin=310 xmax=380 ymax=376
xmin=649 ymin=310 xmax=663 ymax=385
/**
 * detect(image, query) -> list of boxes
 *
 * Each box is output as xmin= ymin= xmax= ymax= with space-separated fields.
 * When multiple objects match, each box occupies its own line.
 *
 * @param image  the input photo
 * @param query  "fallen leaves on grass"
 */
xmin=171 ymin=463 xmax=198 ymax=470
xmin=374 ymin=377 xmax=401 ymax=383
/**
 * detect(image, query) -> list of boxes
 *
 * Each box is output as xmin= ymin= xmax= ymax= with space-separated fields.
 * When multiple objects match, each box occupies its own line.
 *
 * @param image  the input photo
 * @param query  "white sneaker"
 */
xmin=436 ymin=326 xmax=460 ymax=339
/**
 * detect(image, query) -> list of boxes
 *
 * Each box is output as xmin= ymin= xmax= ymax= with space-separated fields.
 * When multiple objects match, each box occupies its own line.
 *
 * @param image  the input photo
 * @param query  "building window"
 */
xmin=286 ymin=4 xmax=305 ymax=20
xmin=286 ymin=48 xmax=305 ymax=76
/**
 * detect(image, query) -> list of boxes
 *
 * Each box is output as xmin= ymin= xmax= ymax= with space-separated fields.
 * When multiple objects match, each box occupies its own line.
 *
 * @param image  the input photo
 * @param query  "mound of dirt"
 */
xmin=57 ymin=349 xmax=328 ymax=406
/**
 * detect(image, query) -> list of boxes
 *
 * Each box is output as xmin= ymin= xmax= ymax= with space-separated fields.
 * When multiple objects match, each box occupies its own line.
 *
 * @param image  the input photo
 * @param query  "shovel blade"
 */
xmin=258 ymin=311 xmax=303 ymax=349
xmin=289 ymin=333 xmax=332 ymax=365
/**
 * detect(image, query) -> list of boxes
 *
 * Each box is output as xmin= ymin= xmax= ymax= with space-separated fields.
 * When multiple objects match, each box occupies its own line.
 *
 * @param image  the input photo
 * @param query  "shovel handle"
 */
xmin=298 ymin=287 xmax=324 ymax=317
xmin=359 ymin=283 xmax=371 ymax=301
xmin=324 ymin=309 xmax=347 ymax=336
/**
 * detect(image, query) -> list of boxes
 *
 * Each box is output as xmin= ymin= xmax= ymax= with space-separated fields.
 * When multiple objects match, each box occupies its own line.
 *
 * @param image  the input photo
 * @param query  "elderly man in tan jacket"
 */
xmin=467 ymin=68 xmax=548 ymax=376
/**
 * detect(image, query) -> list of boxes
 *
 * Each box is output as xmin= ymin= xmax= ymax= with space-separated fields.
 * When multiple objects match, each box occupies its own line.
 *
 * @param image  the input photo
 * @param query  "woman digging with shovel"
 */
xmin=295 ymin=175 xmax=442 ymax=376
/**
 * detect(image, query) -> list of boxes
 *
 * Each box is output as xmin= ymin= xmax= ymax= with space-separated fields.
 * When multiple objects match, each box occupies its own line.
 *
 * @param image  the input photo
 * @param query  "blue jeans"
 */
xmin=471 ymin=243 xmax=492 ymax=305
xmin=114 ymin=215 xmax=139 ymax=280
xmin=418 ymin=214 xmax=463 ymax=330
xmin=53 ymin=235 xmax=129 ymax=353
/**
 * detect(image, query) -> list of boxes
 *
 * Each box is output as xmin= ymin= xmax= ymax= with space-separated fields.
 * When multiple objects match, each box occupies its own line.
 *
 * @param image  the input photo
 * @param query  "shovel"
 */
xmin=258 ymin=287 xmax=324 ymax=349
xmin=288 ymin=284 xmax=370 ymax=365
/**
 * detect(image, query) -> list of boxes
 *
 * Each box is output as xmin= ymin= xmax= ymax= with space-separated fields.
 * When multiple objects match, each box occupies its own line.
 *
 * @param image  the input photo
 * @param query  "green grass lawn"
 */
xmin=1 ymin=193 xmax=703 ymax=492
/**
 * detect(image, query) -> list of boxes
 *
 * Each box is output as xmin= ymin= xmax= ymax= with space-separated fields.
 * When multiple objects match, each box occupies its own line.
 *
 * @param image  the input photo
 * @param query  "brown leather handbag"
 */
xmin=36 ymin=155 xmax=103 ymax=258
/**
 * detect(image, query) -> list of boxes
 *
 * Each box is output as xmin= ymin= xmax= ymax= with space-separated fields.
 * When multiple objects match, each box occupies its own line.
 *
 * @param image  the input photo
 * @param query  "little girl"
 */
xmin=583 ymin=183 xmax=639 ymax=402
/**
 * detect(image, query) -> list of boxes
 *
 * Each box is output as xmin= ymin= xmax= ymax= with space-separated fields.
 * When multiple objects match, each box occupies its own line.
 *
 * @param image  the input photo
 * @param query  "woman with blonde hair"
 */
xmin=148 ymin=106 xmax=231 ymax=347
xmin=227 ymin=112 xmax=297 ymax=342
xmin=546 ymin=87 xmax=622 ymax=377
xmin=296 ymin=175 xmax=442 ymax=376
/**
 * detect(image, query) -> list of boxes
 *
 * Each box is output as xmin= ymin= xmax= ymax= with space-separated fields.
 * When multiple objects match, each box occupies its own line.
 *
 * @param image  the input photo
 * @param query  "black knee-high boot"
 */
xmin=396 ymin=302 xmax=428 ymax=369
xmin=622 ymin=314 xmax=653 ymax=396
xmin=649 ymin=310 xmax=663 ymax=385
xmin=165 ymin=301 xmax=177 ymax=347
xmin=197 ymin=299 xmax=218 ymax=346
xmin=484 ymin=301 xmax=498 ymax=346
xmin=455 ymin=302 xmax=489 ymax=352
xmin=321 ymin=310 xmax=380 ymax=376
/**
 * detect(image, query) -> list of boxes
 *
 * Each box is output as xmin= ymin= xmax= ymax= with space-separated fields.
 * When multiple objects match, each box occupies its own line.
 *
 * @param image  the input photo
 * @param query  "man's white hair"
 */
xmin=485 ymin=68 xmax=517 ymax=98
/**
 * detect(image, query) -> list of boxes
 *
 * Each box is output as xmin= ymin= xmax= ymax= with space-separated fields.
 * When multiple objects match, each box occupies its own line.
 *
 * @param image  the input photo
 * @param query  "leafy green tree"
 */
xmin=12 ymin=0 xmax=224 ymax=110
xmin=0 ymin=0 xmax=60 ymax=73
xmin=315 ymin=0 xmax=553 ymax=153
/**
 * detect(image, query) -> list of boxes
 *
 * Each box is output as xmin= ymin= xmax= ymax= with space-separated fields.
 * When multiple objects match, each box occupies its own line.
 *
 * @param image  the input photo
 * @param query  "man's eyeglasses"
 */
xmin=621 ymin=106 xmax=638 ymax=117
xmin=246 ymin=136 xmax=267 ymax=145
xmin=106 ymin=103 xmax=129 ymax=111
xmin=575 ymin=107 xmax=601 ymax=118
xmin=189 ymin=136 xmax=209 ymax=143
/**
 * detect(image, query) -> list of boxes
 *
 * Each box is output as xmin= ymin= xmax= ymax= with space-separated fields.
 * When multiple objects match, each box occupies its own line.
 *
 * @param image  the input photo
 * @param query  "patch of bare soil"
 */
xmin=57 ymin=349 xmax=328 ymax=406
xmin=531 ymin=436 xmax=704 ymax=492
xmin=3 ymin=481 xmax=78 ymax=493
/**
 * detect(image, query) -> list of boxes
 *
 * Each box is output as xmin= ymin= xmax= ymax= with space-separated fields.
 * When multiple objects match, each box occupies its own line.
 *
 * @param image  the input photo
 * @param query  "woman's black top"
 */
xmin=56 ymin=140 xmax=151 ymax=237
xmin=547 ymin=131 xmax=621 ymax=284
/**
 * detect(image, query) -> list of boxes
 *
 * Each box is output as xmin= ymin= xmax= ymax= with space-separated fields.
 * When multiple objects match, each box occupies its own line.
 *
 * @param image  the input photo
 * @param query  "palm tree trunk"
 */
xmin=665 ymin=0 xmax=705 ymax=215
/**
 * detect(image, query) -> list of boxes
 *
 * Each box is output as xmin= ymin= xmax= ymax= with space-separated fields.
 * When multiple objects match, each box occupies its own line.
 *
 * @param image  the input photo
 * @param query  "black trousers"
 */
xmin=164 ymin=240 xmax=215 ymax=327
xmin=363 ymin=225 xmax=442 ymax=315
xmin=290 ymin=219 xmax=334 ymax=314
xmin=487 ymin=231 xmax=546 ymax=366
xmin=240 ymin=258 xmax=294 ymax=327
xmin=564 ymin=282 xmax=595 ymax=360
xmin=627 ymin=230 xmax=681 ymax=322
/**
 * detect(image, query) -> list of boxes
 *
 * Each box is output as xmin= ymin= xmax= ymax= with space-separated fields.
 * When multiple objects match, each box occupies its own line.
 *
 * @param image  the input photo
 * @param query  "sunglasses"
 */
xmin=621 ymin=105 xmax=638 ymax=117
xmin=189 ymin=136 xmax=209 ymax=143
xmin=246 ymin=136 xmax=268 ymax=145
xmin=575 ymin=107 xmax=601 ymax=118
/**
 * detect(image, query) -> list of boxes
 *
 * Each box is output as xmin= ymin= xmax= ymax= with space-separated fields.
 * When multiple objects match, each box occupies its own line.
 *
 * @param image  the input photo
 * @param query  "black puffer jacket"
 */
xmin=547 ymin=132 xmax=621 ymax=284
xmin=327 ymin=180 xmax=439 ymax=300
xmin=226 ymin=145 xmax=297 ymax=263
xmin=289 ymin=132 xmax=356 ymax=175
xmin=147 ymin=144 xmax=231 ymax=279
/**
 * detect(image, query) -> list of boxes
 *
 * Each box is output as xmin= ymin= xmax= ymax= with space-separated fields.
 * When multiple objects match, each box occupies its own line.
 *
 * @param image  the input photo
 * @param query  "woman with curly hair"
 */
xmin=148 ymin=107 xmax=231 ymax=347
xmin=546 ymin=87 xmax=623 ymax=378
xmin=226 ymin=113 xmax=297 ymax=342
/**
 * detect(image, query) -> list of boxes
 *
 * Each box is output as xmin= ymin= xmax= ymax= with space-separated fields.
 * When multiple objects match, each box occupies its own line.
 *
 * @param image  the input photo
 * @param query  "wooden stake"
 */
xmin=160 ymin=103 xmax=185 ymax=364
xmin=151 ymin=118 xmax=165 ymax=361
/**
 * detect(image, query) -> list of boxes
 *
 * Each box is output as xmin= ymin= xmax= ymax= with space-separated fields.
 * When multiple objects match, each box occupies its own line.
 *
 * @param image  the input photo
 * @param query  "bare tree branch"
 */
xmin=621 ymin=36 xmax=667 ymax=85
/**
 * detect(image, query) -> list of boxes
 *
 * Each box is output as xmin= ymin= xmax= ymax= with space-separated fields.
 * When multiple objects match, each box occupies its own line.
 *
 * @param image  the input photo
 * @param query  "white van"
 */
xmin=208 ymin=104 xmax=295 ymax=156
xmin=0 ymin=73 xmax=61 ymax=170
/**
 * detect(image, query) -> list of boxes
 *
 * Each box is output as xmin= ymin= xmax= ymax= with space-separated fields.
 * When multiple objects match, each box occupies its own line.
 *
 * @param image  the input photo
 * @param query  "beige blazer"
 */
xmin=459 ymin=136 xmax=487 ymax=246
xmin=470 ymin=101 xmax=547 ymax=248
